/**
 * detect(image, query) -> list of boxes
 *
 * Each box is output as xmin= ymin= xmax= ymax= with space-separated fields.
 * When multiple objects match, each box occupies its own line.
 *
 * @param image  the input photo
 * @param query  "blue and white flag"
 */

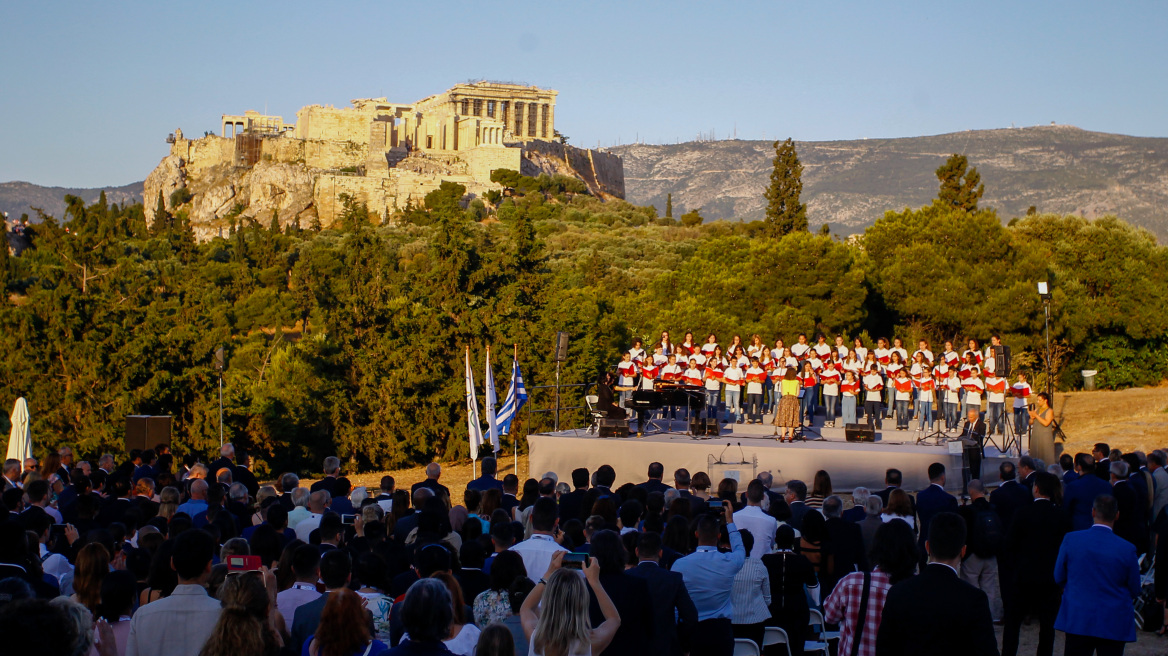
xmin=485 ymin=346 xmax=500 ymax=455
xmin=465 ymin=347 xmax=484 ymax=460
xmin=496 ymin=350 xmax=528 ymax=435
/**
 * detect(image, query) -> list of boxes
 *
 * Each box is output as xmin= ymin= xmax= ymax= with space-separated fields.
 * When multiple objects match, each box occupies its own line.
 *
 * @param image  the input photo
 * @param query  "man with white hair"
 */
xmin=310 ymin=457 xmax=341 ymax=496
xmin=842 ymin=487 xmax=869 ymax=522
xmin=286 ymin=488 xmax=312 ymax=528
xmin=278 ymin=473 xmax=300 ymax=512
xmin=411 ymin=462 xmax=451 ymax=500
xmin=295 ymin=490 xmax=331 ymax=541
xmin=56 ymin=447 xmax=74 ymax=482
xmin=1 ymin=459 xmax=21 ymax=492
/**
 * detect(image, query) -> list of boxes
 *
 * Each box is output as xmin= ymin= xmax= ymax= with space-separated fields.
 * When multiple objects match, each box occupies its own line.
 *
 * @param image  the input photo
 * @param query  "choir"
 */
xmin=616 ymin=331 xmax=1034 ymax=437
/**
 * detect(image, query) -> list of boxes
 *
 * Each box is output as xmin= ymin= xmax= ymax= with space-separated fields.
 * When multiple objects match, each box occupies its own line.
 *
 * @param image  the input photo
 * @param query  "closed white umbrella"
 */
xmin=7 ymin=397 xmax=31 ymax=463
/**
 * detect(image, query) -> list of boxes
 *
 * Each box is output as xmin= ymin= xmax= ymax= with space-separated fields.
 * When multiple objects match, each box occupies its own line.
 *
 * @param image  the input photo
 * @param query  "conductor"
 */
xmin=960 ymin=407 xmax=987 ymax=480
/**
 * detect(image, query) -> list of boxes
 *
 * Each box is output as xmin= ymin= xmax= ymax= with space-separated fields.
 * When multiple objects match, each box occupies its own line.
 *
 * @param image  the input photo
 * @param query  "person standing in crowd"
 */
xmin=1064 ymin=455 xmax=1113 ymax=531
xmin=1001 ymin=472 xmax=1070 ymax=656
xmin=468 ymin=457 xmax=504 ymax=494
xmin=957 ymin=480 xmax=1004 ymax=622
xmin=875 ymin=512 xmax=998 ymax=656
xmin=734 ymin=481 xmax=778 ymax=559
xmin=520 ymin=552 xmax=620 ymax=656
xmin=730 ymin=529 xmax=772 ymax=647
xmin=627 ymin=531 xmax=697 ymax=656
xmin=915 ymin=463 xmax=958 ymax=565
xmin=124 ymin=529 xmax=222 ymax=656
xmin=762 ymin=525 xmax=818 ymax=656
xmin=671 ymin=501 xmax=744 ymax=656
xmin=825 ymin=521 xmax=918 ymax=656
xmin=1054 ymin=495 xmax=1141 ymax=656
xmin=509 ymin=498 xmax=567 ymax=579
xmin=773 ymin=368 xmax=801 ymax=442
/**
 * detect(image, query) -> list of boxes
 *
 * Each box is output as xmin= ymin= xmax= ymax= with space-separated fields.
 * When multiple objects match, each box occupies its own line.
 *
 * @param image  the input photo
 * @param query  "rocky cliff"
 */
xmin=609 ymin=125 xmax=1168 ymax=239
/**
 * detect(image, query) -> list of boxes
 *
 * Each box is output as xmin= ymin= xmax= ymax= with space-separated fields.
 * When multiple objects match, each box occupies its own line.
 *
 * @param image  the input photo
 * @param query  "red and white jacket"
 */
xmin=985 ymin=376 xmax=1007 ymax=404
xmin=617 ymin=361 xmax=638 ymax=386
xmin=1011 ymin=381 xmax=1032 ymax=409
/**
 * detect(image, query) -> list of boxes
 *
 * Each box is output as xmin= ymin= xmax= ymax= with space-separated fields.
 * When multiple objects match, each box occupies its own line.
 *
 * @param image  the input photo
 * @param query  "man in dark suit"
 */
xmin=823 ymin=495 xmax=867 ymax=589
xmin=636 ymin=462 xmax=673 ymax=496
xmin=841 ymin=488 xmax=869 ymax=523
xmin=626 ymin=531 xmax=697 ymax=656
xmin=875 ymin=468 xmax=916 ymax=516
xmin=231 ymin=448 xmax=260 ymax=499
xmin=960 ymin=409 xmax=988 ymax=480
xmin=207 ymin=444 xmax=234 ymax=478
xmin=309 ymin=456 xmax=341 ymax=496
xmin=1064 ymin=455 xmax=1114 ymax=531
xmin=784 ymin=479 xmax=809 ymax=532
xmin=557 ymin=468 xmax=588 ymax=521
xmin=581 ymin=465 xmax=617 ymax=520
xmin=56 ymin=446 xmax=74 ymax=483
xmin=1017 ymin=456 xmax=1038 ymax=492
xmin=277 ymin=473 xmax=300 ymax=512
xmin=875 ymin=512 xmax=999 ymax=656
xmin=393 ymin=487 xmax=431 ymax=543
xmin=95 ymin=475 xmax=135 ymax=527
xmin=916 ymin=463 xmax=959 ymax=567
xmin=1109 ymin=460 xmax=1147 ymax=555
xmin=411 ymin=462 xmax=452 ymax=501
xmin=1001 ymin=472 xmax=1070 ymax=656
xmin=1054 ymin=494 xmax=1140 ymax=656
xmin=1092 ymin=443 xmax=1112 ymax=481
xmin=588 ymin=530 xmax=654 ymax=656
xmin=989 ymin=461 xmax=1032 ymax=530
xmin=290 ymin=550 xmax=352 ymax=652
xmin=467 ymin=456 xmax=505 ymax=494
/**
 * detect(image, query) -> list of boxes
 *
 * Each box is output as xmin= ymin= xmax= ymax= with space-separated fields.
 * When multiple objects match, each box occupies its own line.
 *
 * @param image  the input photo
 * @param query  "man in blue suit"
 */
xmin=1054 ymin=494 xmax=1141 ymax=656
xmin=626 ymin=531 xmax=698 ymax=656
xmin=916 ymin=462 xmax=959 ymax=565
xmin=1063 ymin=454 xmax=1114 ymax=531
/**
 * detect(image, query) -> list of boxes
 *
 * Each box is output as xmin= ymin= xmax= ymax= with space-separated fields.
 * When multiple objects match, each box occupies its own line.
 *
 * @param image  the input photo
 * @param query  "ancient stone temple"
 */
xmin=143 ymin=81 xmax=623 ymax=238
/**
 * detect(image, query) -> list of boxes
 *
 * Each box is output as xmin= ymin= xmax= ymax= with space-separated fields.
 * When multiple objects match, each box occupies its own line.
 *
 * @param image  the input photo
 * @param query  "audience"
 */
xmin=11 ymin=441 xmax=1167 ymax=656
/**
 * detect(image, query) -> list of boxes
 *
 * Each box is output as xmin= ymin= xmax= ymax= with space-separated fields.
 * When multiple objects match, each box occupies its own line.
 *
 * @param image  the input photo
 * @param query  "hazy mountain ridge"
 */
xmin=0 ymin=181 xmax=143 ymax=222
xmin=609 ymin=125 xmax=1168 ymax=239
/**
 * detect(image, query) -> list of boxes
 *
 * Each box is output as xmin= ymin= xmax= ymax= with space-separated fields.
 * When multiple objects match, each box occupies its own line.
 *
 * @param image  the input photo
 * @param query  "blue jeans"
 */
xmin=706 ymin=389 xmax=721 ymax=420
xmin=800 ymin=390 xmax=816 ymax=425
xmin=725 ymin=389 xmax=742 ymax=422
xmin=865 ymin=400 xmax=883 ymax=429
xmin=1014 ymin=406 xmax=1029 ymax=434
xmin=619 ymin=390 xmax=632 ymax=413
xmin=885 ymin=384 xmax=897 ymax=417
xmin=763 ymin=380 xmax=775 ymax=412
xmin=842 ymin=396 xmax=857 ymax=426
xmin=747 ymin=393 xmax=764 ymax=422
xmin=918 ymin=401 xmax=934 ymax=430
xmin=895 ymin=399 xmax=911 ymax=428
xmin=988 ymin=402 xmax=1005 ymax=435
xmin=963 ymin=401 xmax=981 ymax=418
xmin=823 ymin=394 xmax=839 ymax=423
xmin=945 ymin=401 xmax=960 ymax=430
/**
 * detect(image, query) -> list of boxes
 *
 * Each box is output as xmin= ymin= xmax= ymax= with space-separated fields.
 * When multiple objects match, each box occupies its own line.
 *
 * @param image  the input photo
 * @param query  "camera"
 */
xmin=562 ymin=553 xmax=591 ymax=570
xmin=707 ymin=499 xmax=726 ymax=515
xmin=341 ymin=514 xmax=357 ymax=525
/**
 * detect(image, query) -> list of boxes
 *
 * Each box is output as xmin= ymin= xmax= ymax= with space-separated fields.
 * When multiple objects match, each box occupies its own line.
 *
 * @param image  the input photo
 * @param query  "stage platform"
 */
xmin=527 ymin=419 xmax=1016 ymax=493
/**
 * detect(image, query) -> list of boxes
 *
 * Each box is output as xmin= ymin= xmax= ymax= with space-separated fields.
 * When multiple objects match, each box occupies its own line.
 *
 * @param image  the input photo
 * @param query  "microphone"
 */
xmin=737 ymin=441 xmax=747 ymax=464
xmin=717 ymin=442 xmax=732 ymax=463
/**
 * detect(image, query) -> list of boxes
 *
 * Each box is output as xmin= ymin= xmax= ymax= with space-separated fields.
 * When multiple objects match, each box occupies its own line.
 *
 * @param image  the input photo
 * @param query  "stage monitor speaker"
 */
xmin=554 ymin=332 xmax=569 ymax=362
xmin=992 ymin=345 xmax=1011 ymax=378
xmin=688 ymin=418 xmax=720 ymax=436
xmin=844 ymin=423 xmax=875 ymax=443
xmin=704 ymin=418 xmax=720 ymax=436
xmin=125 ymin=415 xmax=173 ymax=452
xmin=598 ymin=418 xmax=629 ymax=438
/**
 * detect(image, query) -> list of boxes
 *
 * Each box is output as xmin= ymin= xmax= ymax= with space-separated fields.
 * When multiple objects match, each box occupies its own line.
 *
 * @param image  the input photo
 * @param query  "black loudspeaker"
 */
xmin=125 ymin=415 xmax=172 ymax=452
xmin=704 ymin=418 xmax=721 ymax=436
xmin=554 ymin=332 xmax=569 ymax=362
xmin=688 ymin=418 xmax=720 ymax=436
xmin=992 ymin=345 xmax=1011 ymax=378
xmin=598 ymin=418 xmax=629 ymax=438
xmin=845 ymin=423 xmax=875 ymax=442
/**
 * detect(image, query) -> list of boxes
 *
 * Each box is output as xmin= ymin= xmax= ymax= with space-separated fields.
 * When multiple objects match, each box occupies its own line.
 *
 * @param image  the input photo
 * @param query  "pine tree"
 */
xmin=269 ymin=209 xmax=280 ymax=232
xmin=764 ymin=138 xmax=808 ymax=238
xmin=152 ymin=191 xmax=169 ymax=237
xmin=935 ymin=153 xmax=985 ymax=212
xmin=665 ymin=193 xmax=673 ymax=219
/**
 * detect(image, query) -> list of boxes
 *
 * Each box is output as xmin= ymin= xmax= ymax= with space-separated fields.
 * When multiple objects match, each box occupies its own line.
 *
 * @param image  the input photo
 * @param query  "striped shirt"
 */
xmin=730 ymin=557 xmax=773 ymax=624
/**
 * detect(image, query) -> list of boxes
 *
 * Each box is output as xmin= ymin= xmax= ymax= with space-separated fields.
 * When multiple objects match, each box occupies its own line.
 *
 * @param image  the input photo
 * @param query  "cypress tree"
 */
xmin=665 ymin=193 xmax=673 ymax=219
xmin=935 ymin=153 xmax=984 ymax=212
xmin=764 ymin=138 xmax=808 ymax=238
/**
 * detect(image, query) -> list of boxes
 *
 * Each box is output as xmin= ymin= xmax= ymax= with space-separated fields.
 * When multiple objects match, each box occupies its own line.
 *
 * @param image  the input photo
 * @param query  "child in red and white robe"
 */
xmin=893 ymin=369 xmax=914 ymax=430
xmin=660 ymin=355 xmax=683 ymax=419
xmin=723 ymin=359 xmax=745 ymax=424
xmin=917 ymin=371 xmax=937 ymax=431
xmin=841 ymin=371 xmax=860 ymax=426
xmin=820 ymin=361 xmax=842 ymax=427
xmin=616 ymin=352 xmax=638 ymax=411
xmin=1011 ymin=373 xmax=1032 ymax=435
xmin=703 ymin=359 xmax=723 ymax=420
xmin=985 ymin=371 xmax=1008 ymax=437
xmin=744 ymin=357 xmax=767 ymax=424
xmin=962 ymin=372 xmax=985 ymax=417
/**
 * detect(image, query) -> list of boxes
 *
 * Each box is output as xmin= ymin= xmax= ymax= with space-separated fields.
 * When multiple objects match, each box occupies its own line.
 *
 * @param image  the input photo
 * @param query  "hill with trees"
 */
xmin=2 ymin=168 xmax=1166 ymax=476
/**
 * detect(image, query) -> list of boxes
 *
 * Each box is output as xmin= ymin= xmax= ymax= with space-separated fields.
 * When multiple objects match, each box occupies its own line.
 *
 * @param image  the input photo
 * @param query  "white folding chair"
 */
xmin=733 ymin=638 xmax=761 ymax=656
xmin=805 ymin=608 xmax=829 ymax=655
xmin=810 ymin=606 xmax=841 ymax=642
xmin=762 ymin=626 xmax=793 ymax=656
xmin=584 ymin=394 xmax=604 ymax=433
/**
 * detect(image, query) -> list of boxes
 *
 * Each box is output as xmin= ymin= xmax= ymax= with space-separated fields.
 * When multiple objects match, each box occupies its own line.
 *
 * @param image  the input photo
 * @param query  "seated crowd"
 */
xmin=0 ymin=442 xmax=1160 ymax=656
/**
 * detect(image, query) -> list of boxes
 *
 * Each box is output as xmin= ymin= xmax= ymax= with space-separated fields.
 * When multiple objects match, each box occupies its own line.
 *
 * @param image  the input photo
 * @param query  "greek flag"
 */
xmin=465 ymin=347 xmax=484 ymax=460
xmin=497 ymin=352 xmax=528 ymax=435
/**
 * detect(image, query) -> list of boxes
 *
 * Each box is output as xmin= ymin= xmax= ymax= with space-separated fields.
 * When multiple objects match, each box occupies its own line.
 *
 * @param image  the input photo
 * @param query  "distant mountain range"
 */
xmin=608 ymin=125 xmax=1168 ymax=239
xmin=0 ymin=181 xmax=142 ymax=223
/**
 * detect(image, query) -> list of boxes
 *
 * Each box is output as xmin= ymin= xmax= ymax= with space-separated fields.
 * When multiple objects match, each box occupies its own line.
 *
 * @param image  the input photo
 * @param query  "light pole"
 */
xmin=1038 ymin=282 xmax=1052 ymax=397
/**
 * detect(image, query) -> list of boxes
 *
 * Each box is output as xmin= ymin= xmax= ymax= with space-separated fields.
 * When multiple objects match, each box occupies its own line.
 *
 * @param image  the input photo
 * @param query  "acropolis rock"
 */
xmin=144 ymin=81 xmax=624 ymax=237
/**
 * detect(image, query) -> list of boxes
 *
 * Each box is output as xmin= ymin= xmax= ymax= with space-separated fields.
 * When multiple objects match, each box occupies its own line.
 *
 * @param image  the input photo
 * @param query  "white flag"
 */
xmin=465 ymin=347 xmax=484 ymax=460
xmin=485 ymin=346 xmax=500 ymax=455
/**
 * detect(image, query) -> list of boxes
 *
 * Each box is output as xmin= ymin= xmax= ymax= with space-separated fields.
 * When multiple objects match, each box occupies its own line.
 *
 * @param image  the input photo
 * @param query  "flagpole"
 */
xmin=513 ymin=343 xmax=519 ymax=476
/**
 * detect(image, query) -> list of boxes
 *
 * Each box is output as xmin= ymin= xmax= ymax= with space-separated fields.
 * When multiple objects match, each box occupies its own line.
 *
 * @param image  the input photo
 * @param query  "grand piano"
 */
xmin=624 ymin=382 xmax=706 ymax=412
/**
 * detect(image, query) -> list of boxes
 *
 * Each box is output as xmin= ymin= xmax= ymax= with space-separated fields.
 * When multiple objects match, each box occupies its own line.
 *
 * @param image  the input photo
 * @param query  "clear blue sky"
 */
xmin=2 ymin=1 xmax=1165 ymax=187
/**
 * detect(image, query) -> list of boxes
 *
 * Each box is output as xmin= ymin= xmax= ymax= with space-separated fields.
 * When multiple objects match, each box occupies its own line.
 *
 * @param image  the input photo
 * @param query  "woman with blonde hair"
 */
xmin=521 ymin=552 xmax=620 ymax=656
xmin=198 ymin=569 xmax=284 ymax=656
xmin=157 ymin=486 xmax=181 ymax=522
